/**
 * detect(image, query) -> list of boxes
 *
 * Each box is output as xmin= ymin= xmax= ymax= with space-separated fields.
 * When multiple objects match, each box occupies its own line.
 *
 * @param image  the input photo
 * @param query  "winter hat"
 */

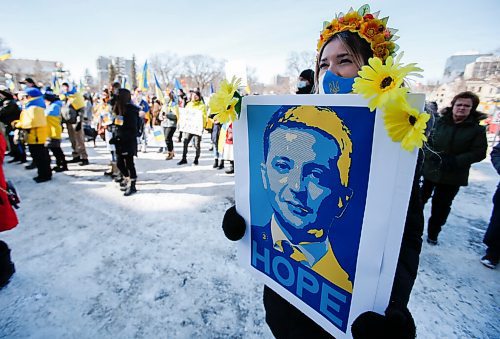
xmin=19 ymin=77 xmax=35 ymax=86
xmin=43 ymin=93 xmax=58 ymax=102
xmin=299 ymin=69 xmax=315 ymax=84
xmin=0 ymin=89 xmax=13 ymax=100
xmin=25 ymin=87 xmax=42 ymax=98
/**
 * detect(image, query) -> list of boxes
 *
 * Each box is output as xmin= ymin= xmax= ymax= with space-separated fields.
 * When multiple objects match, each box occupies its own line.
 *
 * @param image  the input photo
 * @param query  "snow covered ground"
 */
xmin=0 ymin=134 xmax=498 ymax=338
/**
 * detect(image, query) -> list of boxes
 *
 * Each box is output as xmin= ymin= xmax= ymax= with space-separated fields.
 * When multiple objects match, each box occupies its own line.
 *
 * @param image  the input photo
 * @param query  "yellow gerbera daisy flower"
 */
xmin=353 ymin=55 xmax=422 ymax=111
xmin=383 ymin=99 xmax=430 ymax=152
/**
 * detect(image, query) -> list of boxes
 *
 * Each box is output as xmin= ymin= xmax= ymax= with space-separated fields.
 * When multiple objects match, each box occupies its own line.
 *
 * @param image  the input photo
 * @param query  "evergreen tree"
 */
xmin=108 ymin=63 xmax=117 ymax=85
xmin=131 ymin=55 xmax=137 ymax=89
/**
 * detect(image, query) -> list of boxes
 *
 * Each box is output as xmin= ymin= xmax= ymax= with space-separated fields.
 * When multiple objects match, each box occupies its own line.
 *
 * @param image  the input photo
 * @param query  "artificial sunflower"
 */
xmin=208 ymin=77 xmax=242 ymax=123
xmin=353 ymin=55 xmax=422 ymax=111
xmin=359 ymin=19 xmax=385 ymax=39
xmin=383 ymin=100 xmax=430 ymax=152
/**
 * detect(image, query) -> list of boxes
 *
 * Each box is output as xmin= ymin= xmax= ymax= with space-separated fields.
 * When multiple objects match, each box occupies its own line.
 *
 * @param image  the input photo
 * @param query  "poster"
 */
xmin=234 ymin=94 xmax=424 ymax=338
xmin=178 ymin=107 xmax=204 ymax=136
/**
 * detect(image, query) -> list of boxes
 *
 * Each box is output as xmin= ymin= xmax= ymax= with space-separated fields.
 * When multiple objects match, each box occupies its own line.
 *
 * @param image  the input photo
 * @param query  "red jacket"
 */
xmin=0 ymin=134 xmax=18 ymax=232
xmin=225 ymin=123 xmax=233 ymax=145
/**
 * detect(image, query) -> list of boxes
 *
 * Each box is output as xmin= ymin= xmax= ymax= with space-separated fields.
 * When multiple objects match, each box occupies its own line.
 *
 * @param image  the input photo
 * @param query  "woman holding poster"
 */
xmin=177 ymin=90 xmax=207 ymax=166
xmin=218 ymin=4 xmax=428 ymax=338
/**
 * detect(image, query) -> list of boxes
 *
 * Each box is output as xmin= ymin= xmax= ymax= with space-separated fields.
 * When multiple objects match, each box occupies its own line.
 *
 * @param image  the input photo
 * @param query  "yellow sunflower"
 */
xmin=208 ymin=77 xmax=242 ymax=123
xmin=383 ymin=99 xmax=430 ymax=152
xmin=353 ymin=55 xmax=422 ymax=111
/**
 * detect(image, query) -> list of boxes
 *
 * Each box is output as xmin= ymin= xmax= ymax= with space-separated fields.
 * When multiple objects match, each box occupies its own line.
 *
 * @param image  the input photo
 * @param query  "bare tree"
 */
xmin=286 ymin=51 xmax=316 ymax=77
xmin=0 ymin=38 xmax=9 ymax=74
xmin=181 ymin=54 xmax=224 ymax=93
xmin=149 ymin=52 xmax=180 ymax=89
xmin=33 ymin=59 xmax=45 ymax=83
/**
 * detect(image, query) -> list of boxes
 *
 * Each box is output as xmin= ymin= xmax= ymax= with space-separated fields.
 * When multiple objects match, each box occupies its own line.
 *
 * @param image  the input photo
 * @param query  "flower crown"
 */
xmin=317 ymin=4 xmax=399 ymax=61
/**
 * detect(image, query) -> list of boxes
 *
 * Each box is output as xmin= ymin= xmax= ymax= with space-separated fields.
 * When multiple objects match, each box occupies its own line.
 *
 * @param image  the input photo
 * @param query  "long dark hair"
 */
xmin=113 ymin=88 xmax=132 ymax=116
xmin=314 ymin=31 xmax=373 ymax=91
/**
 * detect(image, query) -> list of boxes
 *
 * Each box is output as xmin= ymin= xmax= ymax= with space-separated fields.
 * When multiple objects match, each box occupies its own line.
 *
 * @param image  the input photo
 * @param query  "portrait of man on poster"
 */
xmin=254 ymin=105 xmax=354 ymax=293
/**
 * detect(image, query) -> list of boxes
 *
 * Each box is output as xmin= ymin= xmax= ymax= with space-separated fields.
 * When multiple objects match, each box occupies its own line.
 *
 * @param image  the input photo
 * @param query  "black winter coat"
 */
xmin=422 ymin=110 xmax=487 ymax=186
xmin=115 ymin=103 xmax=139 ymax=156
xmin=0 ymin=99 xmax=21 ymax=126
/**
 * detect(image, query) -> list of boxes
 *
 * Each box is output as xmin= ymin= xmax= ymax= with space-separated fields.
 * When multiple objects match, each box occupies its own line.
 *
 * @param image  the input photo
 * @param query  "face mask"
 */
xmin=318 ymin=70 xmax=355 ymax=94
xmin=20 ymin=84 xmax=27 ymax=90
xmin=297 ymin=80 xmax=308 ymax=89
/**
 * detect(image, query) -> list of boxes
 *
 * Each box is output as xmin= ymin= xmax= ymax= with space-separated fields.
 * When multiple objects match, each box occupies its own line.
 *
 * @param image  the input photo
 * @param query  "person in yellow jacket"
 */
xmin=61 ymin=82 xmax=89 ymax=165
xmin=43 ymin=92 xmax=67 ymax=172
xmin=177 ymin=90 xmax=206 ymax=166
xmin=14 ymin=87 xmax=52 ymax=182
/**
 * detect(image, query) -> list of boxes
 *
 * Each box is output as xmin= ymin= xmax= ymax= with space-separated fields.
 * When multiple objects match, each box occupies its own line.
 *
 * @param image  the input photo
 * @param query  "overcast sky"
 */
xmin=1 ymin=0 xmax=498 ymax=84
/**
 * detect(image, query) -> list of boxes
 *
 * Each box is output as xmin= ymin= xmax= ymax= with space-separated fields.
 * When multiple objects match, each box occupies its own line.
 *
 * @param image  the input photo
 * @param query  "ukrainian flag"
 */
xmin=154 ymin=73 xmax=165 ymax=104
xmin=0 ymin=49 xmax=12 ymax=61
xmin=174 ymin=78 xmax=182 ymax=91
xmin=141 ymin=60 xmax=149 ymax=91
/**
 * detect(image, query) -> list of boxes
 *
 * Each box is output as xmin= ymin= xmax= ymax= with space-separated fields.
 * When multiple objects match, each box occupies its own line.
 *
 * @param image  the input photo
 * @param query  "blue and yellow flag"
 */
xmin=154 ymin=73 xmax=165 ymax=104
xmin=174 ymin=78 xmax=182 ymax=91
xmin=0 ymin=49 xmax=11 ymax=61
xmin=140 ymin=60 xmax=149 ymax=91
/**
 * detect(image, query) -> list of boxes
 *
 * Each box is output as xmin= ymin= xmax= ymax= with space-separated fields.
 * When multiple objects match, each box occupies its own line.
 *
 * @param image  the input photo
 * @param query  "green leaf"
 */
xmin=233 ymin=91 xmax=243 ymax=118
xmin=358 ymin=4 xmax=370 ymax=16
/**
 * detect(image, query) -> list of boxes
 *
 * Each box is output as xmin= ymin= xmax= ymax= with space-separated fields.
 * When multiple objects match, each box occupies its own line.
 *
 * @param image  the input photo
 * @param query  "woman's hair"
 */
xmin=314 ymin=31 xmax=373 ymax=91
xmin=439 ymin=91 xmax=486 ymax=121
xmin=451 ymin=91 xmax=480 ymax=113
xmin=113 ymin=88 xmax=132 ymax=115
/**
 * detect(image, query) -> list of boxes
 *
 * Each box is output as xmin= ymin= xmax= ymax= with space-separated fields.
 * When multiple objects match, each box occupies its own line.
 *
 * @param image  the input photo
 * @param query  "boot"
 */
xmin=213 ymin=159 xmax=219 ymax=169
xmin=217 ymin=160 xmax=225 ymax=170
xmin=166 ymin=151 xmax=174 ymax=160
xmin=120 ymin=177 xmax=129 ymax=191
xmin=225 ymin=161 xmax=234 ymax=174
xmin=79 ymin=159 xmax=89 ymax=166
xmin=0 ymin=241 xmax=15 ymax=288
xmin=114 ymin=174 xmax=124 ymax=183
xmin=177 ymin=158 xmax=187 ymax=165
xmin=104 ymin=162 xmax=117 ymax=176
xmin=25 ymin=162 xmax=36 ymax=170
xmin=67 ymin=156 xmax=81 ymax=164
xmin=124 ymin=179 xmax=137 ymax=196
xmin=53 ymin=165 xmax=68 ymax=172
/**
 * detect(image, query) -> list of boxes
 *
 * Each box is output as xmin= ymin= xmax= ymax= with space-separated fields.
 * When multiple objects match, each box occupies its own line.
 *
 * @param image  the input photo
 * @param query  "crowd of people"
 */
xmin=0 ymin=78 xmax=237 ymax=195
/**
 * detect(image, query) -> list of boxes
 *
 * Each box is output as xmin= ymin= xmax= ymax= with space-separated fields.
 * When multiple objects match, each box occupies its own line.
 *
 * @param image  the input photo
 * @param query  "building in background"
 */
xmin=442 ymin=53 xmax=492 ymax=83
xmin=464 ymin=56 xmax=500 ymax=80
xmin=96 ymin=56 xmax=134 ymax=89
xmin=0 ymin=58 xmax=60 ymax=89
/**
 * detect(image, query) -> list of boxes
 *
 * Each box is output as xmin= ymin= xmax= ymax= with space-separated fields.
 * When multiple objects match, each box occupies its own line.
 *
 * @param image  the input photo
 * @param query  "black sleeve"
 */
xmin=389 ymin=151 xmax=424 ymax=307
xmin=491 ymin=142 xmax=500 ymax=175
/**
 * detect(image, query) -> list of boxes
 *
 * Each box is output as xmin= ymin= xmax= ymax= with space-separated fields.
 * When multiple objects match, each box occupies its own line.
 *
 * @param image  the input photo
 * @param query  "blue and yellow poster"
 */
xmin=234 ymin=94 xmax=423 ymax=338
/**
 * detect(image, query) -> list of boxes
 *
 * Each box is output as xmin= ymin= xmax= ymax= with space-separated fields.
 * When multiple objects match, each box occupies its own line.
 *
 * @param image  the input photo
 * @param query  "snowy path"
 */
xmin=0 ymin=135 xmax=498 ymax=338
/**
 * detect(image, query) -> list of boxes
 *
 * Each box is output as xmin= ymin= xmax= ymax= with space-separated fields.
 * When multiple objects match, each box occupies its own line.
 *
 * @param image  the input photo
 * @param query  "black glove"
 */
xmin=440 ymin=154 xmax=457 ymax=172
xmin=425 ymin=151 xmax=440 ymax=164
xmin=75 ymin=121 xmax=82 ymax=132
xmin=222 ymin=205 xmax=246 ymax=241
xmin=351 ymin=302 xmax=416 ymax=339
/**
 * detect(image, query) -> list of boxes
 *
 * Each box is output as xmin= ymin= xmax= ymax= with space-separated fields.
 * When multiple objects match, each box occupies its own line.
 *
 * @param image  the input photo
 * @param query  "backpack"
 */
xmin=61 ymin=104 xmax=78 ymax=124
